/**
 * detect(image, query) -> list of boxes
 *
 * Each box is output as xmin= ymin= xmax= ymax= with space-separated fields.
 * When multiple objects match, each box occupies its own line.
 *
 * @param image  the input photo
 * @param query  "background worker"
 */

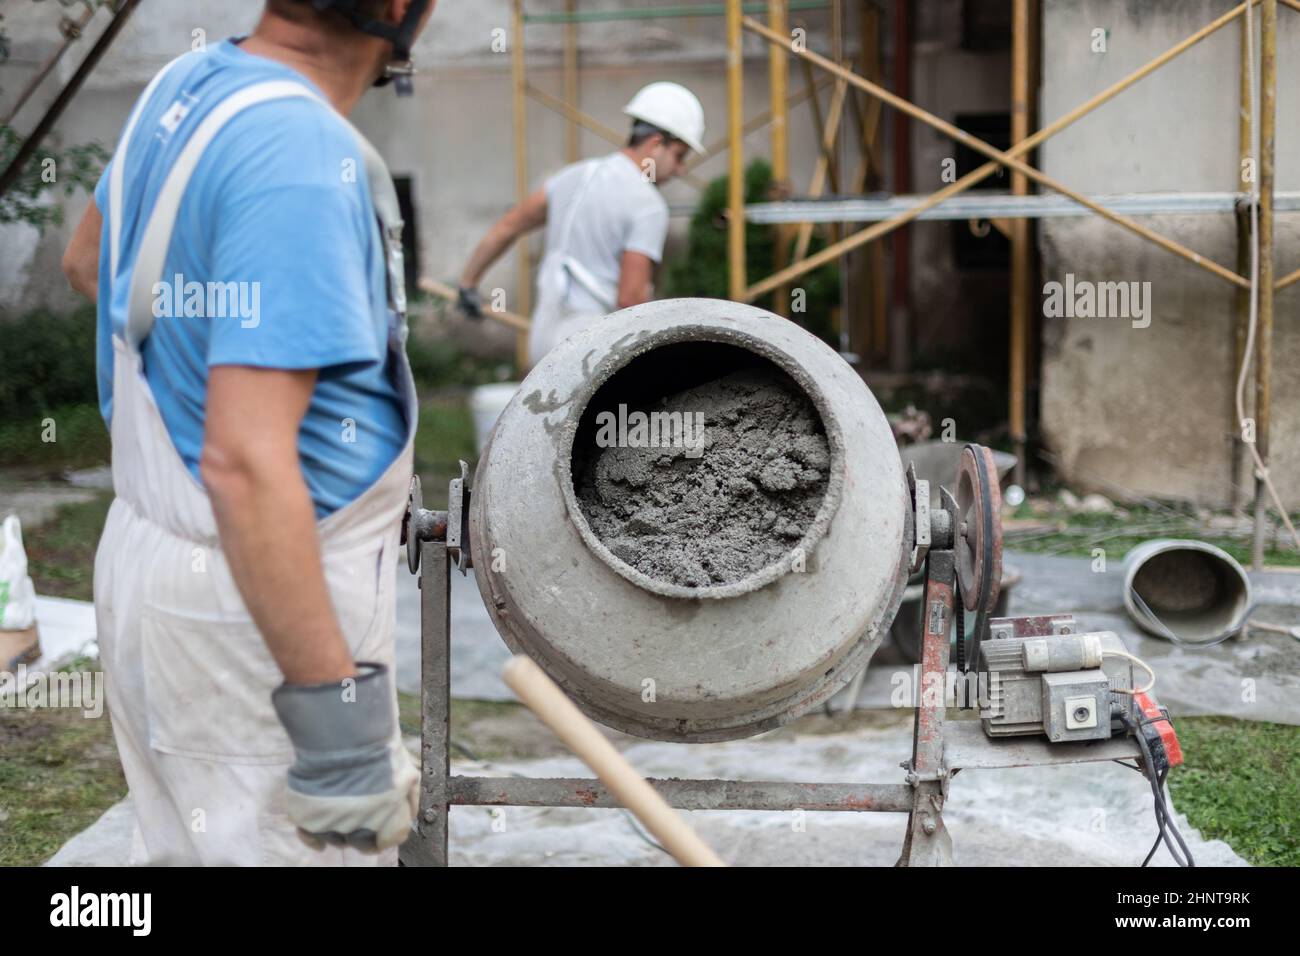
xmin=457 ymin=82 xmax=706 ymax=366
xmin=60 ymin=0 xmax=434 ymax=865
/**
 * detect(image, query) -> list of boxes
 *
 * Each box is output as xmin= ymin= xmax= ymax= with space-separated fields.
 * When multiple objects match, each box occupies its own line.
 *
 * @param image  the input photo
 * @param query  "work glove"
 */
xmin=457 ymin=285 xmax=484 ymax=321
xmin=271 ymin=662 xmax=420 ymax=853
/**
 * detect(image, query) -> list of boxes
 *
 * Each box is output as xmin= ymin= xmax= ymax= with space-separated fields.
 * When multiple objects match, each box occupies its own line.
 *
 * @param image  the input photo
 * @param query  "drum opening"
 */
xmin=567 ymin=337 xmax=840 ymax=598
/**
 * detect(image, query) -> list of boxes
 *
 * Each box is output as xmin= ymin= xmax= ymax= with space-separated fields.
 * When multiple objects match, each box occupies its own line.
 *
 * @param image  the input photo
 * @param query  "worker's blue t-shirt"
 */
xmin=94 ymin=40 xmax=407 ymax=517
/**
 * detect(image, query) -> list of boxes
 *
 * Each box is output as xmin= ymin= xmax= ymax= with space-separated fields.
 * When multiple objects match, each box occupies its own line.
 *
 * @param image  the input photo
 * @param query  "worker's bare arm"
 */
xmin=617 ymin=250 xmax=655 ymax=310
xmin=201 ymin=365 xmax=354 ymax=685
xmin=459 ymin=186 xmax=548 ymax=288
xmin=62 ymin=202 xmax=102 ymax=303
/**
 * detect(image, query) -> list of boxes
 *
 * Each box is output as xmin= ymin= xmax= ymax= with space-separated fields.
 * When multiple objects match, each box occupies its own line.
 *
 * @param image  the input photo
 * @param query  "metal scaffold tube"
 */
xmin=523 ymin=1 xmax=829 ymax=25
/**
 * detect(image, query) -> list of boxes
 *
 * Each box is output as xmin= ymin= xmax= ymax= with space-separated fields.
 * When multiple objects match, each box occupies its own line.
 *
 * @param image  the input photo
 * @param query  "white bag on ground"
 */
xmin=0 ymin=514 xmax=38 ymax=631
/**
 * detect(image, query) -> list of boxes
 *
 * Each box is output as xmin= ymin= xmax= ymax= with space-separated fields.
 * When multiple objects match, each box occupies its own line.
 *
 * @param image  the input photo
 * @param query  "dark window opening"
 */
xmin=961 ymin=0 xmax=1012 ymax=52
xmin=393 ymin=175 xmax=420 ymax=296
xmin=951 ymin=111 xmax=1011 ymax=272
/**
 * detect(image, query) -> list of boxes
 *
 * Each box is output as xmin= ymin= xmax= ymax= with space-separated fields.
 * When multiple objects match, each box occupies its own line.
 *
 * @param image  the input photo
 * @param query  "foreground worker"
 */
xmin=60 ymin=0 xmax=435 ymax=865
xmin=457 ymin=82 xmax=706 ymax=366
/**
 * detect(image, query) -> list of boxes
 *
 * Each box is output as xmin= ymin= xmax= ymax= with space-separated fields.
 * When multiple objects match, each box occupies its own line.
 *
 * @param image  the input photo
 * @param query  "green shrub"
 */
xmin=0 ymin=305 xmax=99 ymax=422
xmin=662 ymin=159 xmax=841 ymax=345
xmin=0 ymin=402 xmax=108 ymax=470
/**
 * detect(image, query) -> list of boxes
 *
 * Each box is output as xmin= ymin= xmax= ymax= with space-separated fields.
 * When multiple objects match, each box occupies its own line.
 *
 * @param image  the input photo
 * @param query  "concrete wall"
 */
xmin=0 ymin=0 xmax=854 ymax=317
xmin=1039 ymin=0 xmax=1300 ymax=505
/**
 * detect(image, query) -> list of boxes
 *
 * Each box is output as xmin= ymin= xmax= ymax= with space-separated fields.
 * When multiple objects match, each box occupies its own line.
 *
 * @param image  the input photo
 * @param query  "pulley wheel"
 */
xmin=955 ymin=444 xmax=1003 ymax=614
xmin=955 ymin=444 xmax=1003 ymax=671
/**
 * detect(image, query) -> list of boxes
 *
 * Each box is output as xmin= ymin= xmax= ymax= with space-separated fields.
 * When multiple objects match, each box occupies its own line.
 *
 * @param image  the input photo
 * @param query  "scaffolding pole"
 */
xmin=770 ymin=0 xmax=790 ymax=315
xmin=510 ymin=0 xmax=531 ymax=369
xmin=1252 ymin=0 xmax=1277 ymax=568
xmin=739 ymin=5 xmax=1254 ymax=302
xmin=727 ymin=0 xmax=746 ymax=301
xmin=0 ymin=2 xmax=97 ymax=129
xmin=858 ymin=1 xmax=886 ymax=362
xmin=793 ymin=62 xmax=850 ymax=264
xmin=563 ymin=0 xmax=579 ymax=164
xmin=0 ymin=0 xmax=143 ymax=199
xmin=1009 ymin=0 xmax=1032 ymax=488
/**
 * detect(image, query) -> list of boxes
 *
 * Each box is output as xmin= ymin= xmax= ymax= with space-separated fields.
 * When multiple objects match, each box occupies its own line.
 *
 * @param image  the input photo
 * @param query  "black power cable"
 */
xmin=1119 ymin=709 xmax=1195 ymax=868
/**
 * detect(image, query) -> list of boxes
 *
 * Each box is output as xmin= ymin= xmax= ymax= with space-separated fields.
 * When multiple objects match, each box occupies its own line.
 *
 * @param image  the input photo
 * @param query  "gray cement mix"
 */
xmin=574 ymin=367 xmax=830 ymax=588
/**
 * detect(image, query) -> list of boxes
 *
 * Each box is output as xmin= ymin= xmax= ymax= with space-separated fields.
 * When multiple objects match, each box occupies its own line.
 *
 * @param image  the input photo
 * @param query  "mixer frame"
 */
xmin=398 ymin=452 xmax=1145 ymax=867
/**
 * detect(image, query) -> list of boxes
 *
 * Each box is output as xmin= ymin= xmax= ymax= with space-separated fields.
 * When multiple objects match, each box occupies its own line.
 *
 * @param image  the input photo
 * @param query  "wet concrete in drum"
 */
xmin=574 ymin=367 xmax=829 ymax=588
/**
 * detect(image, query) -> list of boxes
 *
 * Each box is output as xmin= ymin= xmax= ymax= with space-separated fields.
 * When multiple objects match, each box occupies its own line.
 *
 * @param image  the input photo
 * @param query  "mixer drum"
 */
xmin=469 ymin=299 xmax=911 ymax=741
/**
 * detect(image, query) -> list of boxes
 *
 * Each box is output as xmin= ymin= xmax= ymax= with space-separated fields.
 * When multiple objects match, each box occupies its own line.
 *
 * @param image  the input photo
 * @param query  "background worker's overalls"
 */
xmin=95 ymin=67 xmax=416 ymax=865
xmin=528 ymin=155 xmax=620 ymax=366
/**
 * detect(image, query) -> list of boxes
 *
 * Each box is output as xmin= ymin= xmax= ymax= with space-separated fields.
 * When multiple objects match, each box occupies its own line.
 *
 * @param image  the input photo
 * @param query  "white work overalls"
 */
xmin=528 ymin=155 xmax=619 ymax=366
xmin=94 ymin=67 xmax=417 ymax=866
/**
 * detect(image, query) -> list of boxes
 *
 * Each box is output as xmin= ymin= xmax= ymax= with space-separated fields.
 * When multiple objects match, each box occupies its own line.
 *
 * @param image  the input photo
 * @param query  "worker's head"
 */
xmin=264 ymin=0 xmax=437 ymax=94
xmin=622 ymin=82 xmax=706 ymax=184
xmin=626 ymin=121 xmax=692 ymax=184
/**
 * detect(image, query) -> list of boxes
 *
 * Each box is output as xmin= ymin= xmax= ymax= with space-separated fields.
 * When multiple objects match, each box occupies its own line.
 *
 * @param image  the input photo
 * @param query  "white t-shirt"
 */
xmin=538 ymin=152 xmax=670 ymax=316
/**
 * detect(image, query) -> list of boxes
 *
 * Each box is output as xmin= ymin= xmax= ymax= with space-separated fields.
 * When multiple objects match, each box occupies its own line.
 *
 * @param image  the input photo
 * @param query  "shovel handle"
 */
xmin=418 ymin=277 xmax=531 ymax=332
xmin=502 ymin=655 xmax=725 ymax=867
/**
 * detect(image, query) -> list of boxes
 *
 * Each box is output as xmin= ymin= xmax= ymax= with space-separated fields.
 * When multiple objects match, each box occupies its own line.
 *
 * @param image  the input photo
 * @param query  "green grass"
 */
xmin=1168 ymin=716 xmax=1299 ymax=866
xmin=0 ymin=662 xmax=127 ymax=867
xmin=1007 ymin=503 xmax=1300 ymax=567
xmin=413 ymin=393 xmax=478 ymax=494
xmin=23 ymin=492 xmax=113 ymax=603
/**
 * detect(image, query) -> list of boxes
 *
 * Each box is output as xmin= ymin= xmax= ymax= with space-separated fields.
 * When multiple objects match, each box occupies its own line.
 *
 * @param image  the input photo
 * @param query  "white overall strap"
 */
xmin=557 ymin=155 xmax=606 ymax=254
xmin=109 ymin=54 xmax=189 ymax=279
xmin=125 ymin=80 xmax=322 ymax=350
xmin=562 ymin=255 xmax=616 ymax=311
xmin=554 ymin=155 xmax=618 ymax=311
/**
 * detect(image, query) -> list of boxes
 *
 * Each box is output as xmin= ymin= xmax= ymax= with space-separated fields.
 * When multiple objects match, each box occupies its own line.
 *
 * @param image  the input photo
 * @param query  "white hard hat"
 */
xmin=623 ymin=82 xmax=706 ymax=155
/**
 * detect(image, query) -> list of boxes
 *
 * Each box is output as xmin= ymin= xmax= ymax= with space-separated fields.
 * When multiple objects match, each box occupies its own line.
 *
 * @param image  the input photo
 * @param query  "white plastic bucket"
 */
xmin=469 ymin=383 xmax=520 ymax=452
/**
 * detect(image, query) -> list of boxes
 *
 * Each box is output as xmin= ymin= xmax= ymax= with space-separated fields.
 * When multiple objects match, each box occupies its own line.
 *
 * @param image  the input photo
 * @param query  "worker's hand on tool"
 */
xmin=457 ymin=285 xmax=484 ymax=321
xmin=271 ymin=662 xmax=420 ymax=853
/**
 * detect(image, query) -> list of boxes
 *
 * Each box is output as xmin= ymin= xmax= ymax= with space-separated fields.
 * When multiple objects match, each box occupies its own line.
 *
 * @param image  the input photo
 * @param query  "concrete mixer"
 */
xmin=469 ymin=299 xmax=911 ymax=741
xmin=398 ymin=299 xmax=1187 ymax=868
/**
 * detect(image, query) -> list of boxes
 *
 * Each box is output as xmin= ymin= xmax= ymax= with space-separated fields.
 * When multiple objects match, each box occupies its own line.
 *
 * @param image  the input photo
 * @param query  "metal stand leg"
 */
xmin=897 ymin=550 xmax=955 ymax=867
xmin=400 ymin=540 xmax=451 ymax=867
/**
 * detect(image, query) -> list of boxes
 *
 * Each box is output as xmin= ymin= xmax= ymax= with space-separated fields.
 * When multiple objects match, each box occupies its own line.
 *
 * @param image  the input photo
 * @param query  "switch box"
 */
xmin=1041 ymin=671 xmax=1111 ymax=742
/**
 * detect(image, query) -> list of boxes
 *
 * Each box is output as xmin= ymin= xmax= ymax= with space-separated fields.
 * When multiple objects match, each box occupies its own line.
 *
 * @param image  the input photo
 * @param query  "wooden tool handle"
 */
xmin=417 ymin=277 xmax=531 ymax=332
xmin=502 ymin=655 xmax=725 ymax=867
